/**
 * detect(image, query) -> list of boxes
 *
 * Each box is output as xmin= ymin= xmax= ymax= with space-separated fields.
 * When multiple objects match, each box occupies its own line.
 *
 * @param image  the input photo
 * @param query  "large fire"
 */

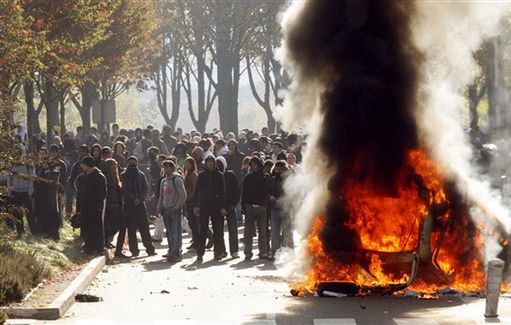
xmin=293 ymin=149 xmax=486 ymax=295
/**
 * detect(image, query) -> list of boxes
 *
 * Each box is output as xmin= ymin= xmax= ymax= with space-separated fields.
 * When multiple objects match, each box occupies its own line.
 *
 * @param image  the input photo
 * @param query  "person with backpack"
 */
xmin=157 ymin=160 xmax=187 ymax=263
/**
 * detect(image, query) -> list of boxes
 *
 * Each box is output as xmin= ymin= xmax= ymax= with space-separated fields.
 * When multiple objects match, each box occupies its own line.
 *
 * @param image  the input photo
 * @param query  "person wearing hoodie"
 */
xmin=194 ymin=155 xmax=226 ymax=262
xmin=120 ymin=156 xmax=156 ymax=257
xmin=157 ymin=160 xmax=187 ymax=262
xmin=77 ymin=156 xmax=107 ymax=255
xmin=215 ymin=156 xmax=241 ymax=258
xmin=241 ymin=157 xmax=270 ymax=260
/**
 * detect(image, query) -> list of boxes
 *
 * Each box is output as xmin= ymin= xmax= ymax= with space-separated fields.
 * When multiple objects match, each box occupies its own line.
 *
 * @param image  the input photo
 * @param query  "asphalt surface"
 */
xmin=34 ymin=227 xmax=511 ymax=325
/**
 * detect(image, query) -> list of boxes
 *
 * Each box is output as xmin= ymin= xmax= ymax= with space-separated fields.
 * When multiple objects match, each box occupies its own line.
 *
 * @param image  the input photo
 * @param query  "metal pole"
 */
xmin=485 ymin=259 xmax=505 ymax=318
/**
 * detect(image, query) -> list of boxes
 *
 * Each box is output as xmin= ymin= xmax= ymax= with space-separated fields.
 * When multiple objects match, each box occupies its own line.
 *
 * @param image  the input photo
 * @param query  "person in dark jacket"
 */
xmin=103 ymin=159 xmax=122 ymax=249
xmin=119 ymin=156 xmax=156 ymax=257
xmin=34 ymin=147 xmax=63 ymax=240
xmin=77 ymin=156 xmax=107 ymax=255
xmin=216 ymin=157 xmax=240 ymax=258
xmin=241 ymin=157 xmax=270 ymax=260
xmin=269 ymin=160 xmax=293 ymax=257
xmin=68 ymin=145 xmax=89 ymax=194
xmin=194 ymin=155 xmax=226 ymax=262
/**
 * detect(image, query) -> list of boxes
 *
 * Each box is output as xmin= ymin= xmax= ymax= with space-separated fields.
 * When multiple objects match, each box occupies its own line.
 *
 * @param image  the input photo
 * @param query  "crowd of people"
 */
xmin=4 ymin=123 xmax=306 ymax=263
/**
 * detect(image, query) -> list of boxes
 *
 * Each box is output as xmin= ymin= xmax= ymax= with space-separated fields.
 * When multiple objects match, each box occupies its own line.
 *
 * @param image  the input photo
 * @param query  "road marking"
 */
xmin=313 ymin=319 xmax=357 ymax=325
xmin=393 ymin=318 xmax=439 ymax=325
xmin=154 ymin=321 xmax=197 ymax=325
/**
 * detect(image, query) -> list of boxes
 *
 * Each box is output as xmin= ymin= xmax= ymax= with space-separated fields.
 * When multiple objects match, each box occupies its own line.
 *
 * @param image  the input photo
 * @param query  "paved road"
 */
xmin=37 ymin=227 xmax=511 ymax=325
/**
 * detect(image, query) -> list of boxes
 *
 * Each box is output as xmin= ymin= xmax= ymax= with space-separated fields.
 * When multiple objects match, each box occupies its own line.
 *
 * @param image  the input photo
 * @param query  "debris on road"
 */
xmin=75 ymin=294 xmax=103 ymax=302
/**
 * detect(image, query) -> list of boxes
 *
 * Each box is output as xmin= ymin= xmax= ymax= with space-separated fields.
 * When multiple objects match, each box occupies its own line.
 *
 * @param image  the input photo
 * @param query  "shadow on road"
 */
xmin=248 ymin=295 xmax=468 ymax=325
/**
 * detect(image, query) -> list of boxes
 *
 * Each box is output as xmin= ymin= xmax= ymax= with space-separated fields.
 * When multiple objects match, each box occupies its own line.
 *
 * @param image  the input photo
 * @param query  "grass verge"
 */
xmin=0 ymin=221 xmax=84 ymax=306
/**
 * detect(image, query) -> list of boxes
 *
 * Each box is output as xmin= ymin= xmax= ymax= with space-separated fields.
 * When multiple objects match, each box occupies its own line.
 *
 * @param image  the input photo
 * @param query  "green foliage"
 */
xmin=22 ymin=0 xmax=115 ymax=87
xmin=0 ymin=0 xmax=43 ymax=90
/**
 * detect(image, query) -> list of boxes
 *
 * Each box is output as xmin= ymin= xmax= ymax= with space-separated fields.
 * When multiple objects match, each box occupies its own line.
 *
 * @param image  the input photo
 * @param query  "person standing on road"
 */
xmin=157 ymin=160 xmax=187 ymax=263
xmin=216 ymin=156 xmax=241 ymax=258
xmin=151 ymin=154 xmax=168 ymax=243
xmin=120 ymin=156 xmax=156 ymax=257
xmin=103 ymin=159 xmax=122 ymax=249
xmin=241 ymin=157 xmax=270 ymax=260
xmin=194 ymin=155 xmax=226 ymax=262
xmin=183 ymin=157 xmax=200 ymax=251
xmin=77 ymin=156 xmax=107 ymax=255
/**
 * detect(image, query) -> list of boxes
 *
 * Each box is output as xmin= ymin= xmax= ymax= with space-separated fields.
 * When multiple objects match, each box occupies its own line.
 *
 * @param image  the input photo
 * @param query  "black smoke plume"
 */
xmin=284 ymin=0 xmax=423 ymax=256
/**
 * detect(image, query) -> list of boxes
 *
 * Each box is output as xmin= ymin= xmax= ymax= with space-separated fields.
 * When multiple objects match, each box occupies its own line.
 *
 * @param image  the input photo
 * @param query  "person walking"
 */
xmin=157 ymin=160 xmax=187 ymax=263
xmin=194 ymin=155 xmax=226 ymax=262
xmin=241 ymin=157 xmax=270 ymax=260
xmin=120 ymin=156 xmax=156 ymax=257
xmin=77 ymin=156 xmax=107 ymax=255
xmin=216 ymin=156 xmax=241 ymax=258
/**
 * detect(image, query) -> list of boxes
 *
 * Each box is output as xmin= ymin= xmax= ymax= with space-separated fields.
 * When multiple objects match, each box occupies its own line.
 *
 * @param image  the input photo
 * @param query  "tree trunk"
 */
xmin=169 ymin=60 xmax=181 ymax=131
xmin=24 ymin=81 xmax=36 ymax=139
xmin=81 ymin=81 xmax=96 ymax=135
xmin=156 ymin=63 xmax=171 ymax=126
xmin=215 ymin=1 xmax=235 ymax=134
xmin=197 ymin=54 xmax=207 ymax=133
xmin=45 ymin=80 xmax=59 ymax=142
xmin=59 ymin=97 xmax=66 ymax=136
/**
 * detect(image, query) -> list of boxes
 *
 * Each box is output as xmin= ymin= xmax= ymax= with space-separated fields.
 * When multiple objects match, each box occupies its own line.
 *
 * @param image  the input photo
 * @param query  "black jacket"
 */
xmin=195 ymin=169 xmax=225 ymax=207
xmin=68 ymin=160 xmax=82 ymax=190
xmin=120 ymin=166 xmax=149 ymax=205
xmin=224 ymin=170 xmax=241 ymax=209
xmin=241 ymin=171 xmax=270 ymax=206
xmin=270 ymin=173 xmax=286 ymax=200
xmin=79 ymin=168 xmax=107 ymax=218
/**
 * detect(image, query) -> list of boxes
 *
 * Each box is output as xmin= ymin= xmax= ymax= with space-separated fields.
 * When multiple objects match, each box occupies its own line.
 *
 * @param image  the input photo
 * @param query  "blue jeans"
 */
xmin=163 ymin=209 xmax=182 ymax=259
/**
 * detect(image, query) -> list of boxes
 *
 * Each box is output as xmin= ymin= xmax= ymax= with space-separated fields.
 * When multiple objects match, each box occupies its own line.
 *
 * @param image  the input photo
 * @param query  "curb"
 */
xmin=2 ymin=255 xmax=105 ymax=320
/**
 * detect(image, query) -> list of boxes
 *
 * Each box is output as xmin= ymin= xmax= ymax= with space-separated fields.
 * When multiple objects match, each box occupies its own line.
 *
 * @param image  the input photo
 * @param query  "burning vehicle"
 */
xmin=277 ymin=0 xmax=511 ymax=298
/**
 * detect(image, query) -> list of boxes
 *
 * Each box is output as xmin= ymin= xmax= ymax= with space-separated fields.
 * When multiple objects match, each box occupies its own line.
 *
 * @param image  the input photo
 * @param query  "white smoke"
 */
xmin=275 ymin=1 xmax=334 ymax=238
xmin=412 ymin=2 xmax=511 ymax=238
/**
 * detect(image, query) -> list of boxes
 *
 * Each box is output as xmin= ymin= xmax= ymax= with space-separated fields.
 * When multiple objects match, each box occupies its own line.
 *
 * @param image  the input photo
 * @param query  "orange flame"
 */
xmin=293 ymin=149 xmax=485 ymax=295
